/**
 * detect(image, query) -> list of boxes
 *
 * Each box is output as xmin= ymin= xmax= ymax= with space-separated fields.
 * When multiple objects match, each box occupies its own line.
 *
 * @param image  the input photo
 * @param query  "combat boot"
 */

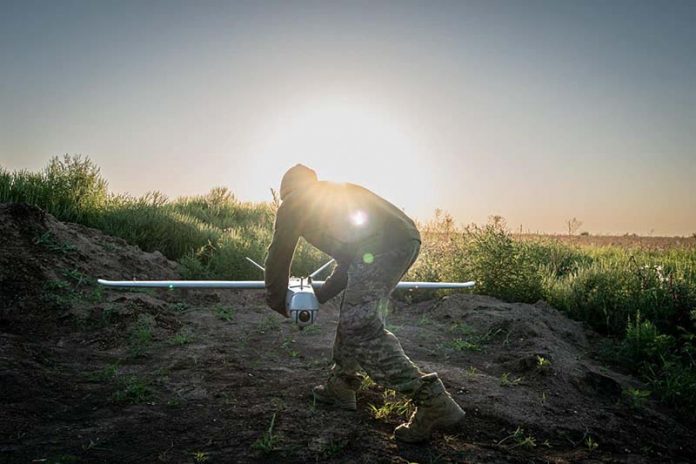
xmin=394 ymin=374 xmax=465 ymax=443
xmin=312 ymin=376 xmax=357 ymax=411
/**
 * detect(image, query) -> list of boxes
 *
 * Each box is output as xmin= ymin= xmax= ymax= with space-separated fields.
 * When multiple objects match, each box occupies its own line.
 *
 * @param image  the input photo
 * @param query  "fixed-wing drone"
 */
xmin=98 ymin=258 xmax=476 ymax=328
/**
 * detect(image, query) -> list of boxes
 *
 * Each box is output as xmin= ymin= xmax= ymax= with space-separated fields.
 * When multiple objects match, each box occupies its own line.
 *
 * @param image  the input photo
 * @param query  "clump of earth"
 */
xmin=1 ymin=202 xmax=694 ymax=463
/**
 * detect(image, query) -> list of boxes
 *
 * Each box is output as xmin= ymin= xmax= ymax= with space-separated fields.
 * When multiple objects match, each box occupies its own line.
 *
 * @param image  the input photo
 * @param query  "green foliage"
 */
xmin=1 ymin=154 xmax=108 ymax=222
xmin=500 ymin=372 xmax=523 ymax=387
xmin=619 ymin=314 xmax=675 ymax=365
xmin=623 ymin=387 xmax=651 ymax=409
xmin=585 ymin=436 xmax=599 ymax=451
xmin=465 ymin=221 xmax=544 ymax=303
xmin=368 ymin=389 xmax=414 ymax=420
xmin=358 ymin=372 xmax=376 ymax=391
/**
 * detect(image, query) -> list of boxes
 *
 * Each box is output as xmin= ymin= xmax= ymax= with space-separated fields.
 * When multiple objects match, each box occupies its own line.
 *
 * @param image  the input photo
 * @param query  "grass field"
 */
xmin=2 ymin=155 xmax=695 ymax=413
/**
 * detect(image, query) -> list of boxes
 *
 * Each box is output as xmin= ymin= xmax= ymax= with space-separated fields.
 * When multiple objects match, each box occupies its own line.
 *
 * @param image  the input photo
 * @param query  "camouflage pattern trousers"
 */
xmin=329 ymin=240 xmax=444 ymax=401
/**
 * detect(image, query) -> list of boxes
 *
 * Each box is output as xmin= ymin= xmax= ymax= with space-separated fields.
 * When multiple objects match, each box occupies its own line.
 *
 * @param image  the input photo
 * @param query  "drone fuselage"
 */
xmin=286 ymin=277 xmax=319 ymax=328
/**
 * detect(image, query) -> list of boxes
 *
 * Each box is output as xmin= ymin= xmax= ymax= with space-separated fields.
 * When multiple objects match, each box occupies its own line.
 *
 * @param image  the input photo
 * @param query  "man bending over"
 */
xmin=264 ymin=164 xmax=465 ymax=443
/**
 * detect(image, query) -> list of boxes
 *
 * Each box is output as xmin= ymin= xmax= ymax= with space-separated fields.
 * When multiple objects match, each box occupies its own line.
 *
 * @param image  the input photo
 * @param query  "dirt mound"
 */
xmin=393 ymin=295 xmax=693 ymax=458
xmin=0 ymin=202 xmax=177 ymax=318
xmin=1 ymin=203 xmax=694 ymax=463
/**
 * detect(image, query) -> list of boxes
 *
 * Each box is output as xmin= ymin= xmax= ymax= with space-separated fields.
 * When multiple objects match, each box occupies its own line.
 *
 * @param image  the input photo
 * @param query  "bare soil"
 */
xmin=1 ymin=203 xmax=695 ymax=464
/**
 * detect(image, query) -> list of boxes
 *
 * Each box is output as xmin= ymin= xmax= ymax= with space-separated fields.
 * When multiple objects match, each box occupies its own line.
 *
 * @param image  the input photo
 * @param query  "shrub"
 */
xmin=464 ymin=222 xmax=543 ymax=303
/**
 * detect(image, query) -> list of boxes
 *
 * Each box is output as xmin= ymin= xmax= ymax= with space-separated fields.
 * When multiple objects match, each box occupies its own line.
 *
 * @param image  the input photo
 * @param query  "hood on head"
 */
xmin=280 ymin=164 xmax=318 ymax=200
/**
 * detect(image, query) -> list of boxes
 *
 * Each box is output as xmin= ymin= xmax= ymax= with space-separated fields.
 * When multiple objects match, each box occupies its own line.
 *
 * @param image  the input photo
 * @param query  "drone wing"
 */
xmin=395 ymin=281 xmax=475 ymax=289
xmin=307 ymin=280 xmax=475 ymax=290
xmin=96 ymin=279 xmax=266 ymax=289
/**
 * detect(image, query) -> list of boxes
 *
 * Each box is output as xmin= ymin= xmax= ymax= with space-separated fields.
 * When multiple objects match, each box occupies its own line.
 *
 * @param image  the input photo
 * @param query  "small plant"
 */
xmin=500 ymin=372 xmax=522 ymax=387
xmin=281 ymin=337 xmax=297 ymax=357
xmin=214 ymin=305 xmax=236 ymax=322
xmin=446 ymin=337 xmax=479 ymax=351
xmin=445 ymin=325 xmax=502 ymax=352
xmin=358 ymin=373 xmax=376 ymax=391
xmin=43 ymin=279 xmax=81 ymax=309
xmin=169 ymin=302 xmax=189 ymax=312
xmin=34 ymin=231 xmax=77 ymax=254
xmin=299 ymin=323 xmax=321 ymax=334
xmin=536 ymin=355 xmax=552 ymax=368
xmin=623 ymin=387 xmax=651 ymax=409
xmin=323 ymin=439 xmax=345 ymax=456
xmin=170 ymin=328 xmax=193 ymax=346
xmin=88 ymin=363 xmax=119 ymax=382
xmin=465 ymin=366 xmax=478 ymax=378
xmin=585 ymin=436 xmax=599 ymax=451
xmin=256 ymin=315 xmax=281 ymax=333
xmin=63 ymin=268 xmax=89 ymax=288
xmin=449 ymin=322 xmax=476 ymax=335
xmin=88 ymin=286 xmax=104 ymax=303
xmin=368 ymin=389 xmax=414 ymax=420
xmin=112 ymin=375 xmax=152 ymax=403
xmin=498 ymin=426 xmax=537 ymax=449
xmin=192 ymin=451 xmax=209 ymax=462
xmin=44 ymin=279 xmax=71 ymax=292
xmin=251 ymin=413 xmax=278 ymax=454
xmin=128 ymin=314 xmax=155 ymax=357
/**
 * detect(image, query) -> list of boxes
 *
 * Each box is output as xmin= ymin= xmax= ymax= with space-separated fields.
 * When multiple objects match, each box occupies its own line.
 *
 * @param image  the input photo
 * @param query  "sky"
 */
xmin=1 ymin=0 xmax=695 ymax=235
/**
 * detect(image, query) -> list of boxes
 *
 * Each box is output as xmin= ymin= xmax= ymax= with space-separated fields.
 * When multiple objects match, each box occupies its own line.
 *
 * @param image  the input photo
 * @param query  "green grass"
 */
xmin=444 ymin=324 xmax=503 ymax=352
xmin=170 ymin=328 xmax=194 ymax=346
xmin=368 ymin=389 xmax=414 ymax=420
xmin=2 ymin=155 xmax=696 ymax=415
xmin=128 ymin=313 xmax=155 ymax=357
xmin=497 ymin=426 xmax=537 ymax=449
xmin=214 ymin=305 xmax=236 ymax=322
xmin=251 ymin=413 xmax=279 ymax=454
xmin=500 ymin=372 xmax=523 ymax=387
xmin=112 ymin=375 xmax=153 ymax=404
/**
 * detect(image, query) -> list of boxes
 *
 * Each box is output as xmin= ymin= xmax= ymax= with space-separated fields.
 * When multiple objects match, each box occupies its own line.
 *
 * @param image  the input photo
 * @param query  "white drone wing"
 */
xmin=97 ymin=257 xmax=475 ymax=290
xmin=96 ymin=279 xmax=267 ymax=289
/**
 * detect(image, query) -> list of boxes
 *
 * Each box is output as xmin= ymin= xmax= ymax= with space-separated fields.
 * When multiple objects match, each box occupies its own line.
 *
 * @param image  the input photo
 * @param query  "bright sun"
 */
xmin=249 ymin=97 xmax=436 ymax=217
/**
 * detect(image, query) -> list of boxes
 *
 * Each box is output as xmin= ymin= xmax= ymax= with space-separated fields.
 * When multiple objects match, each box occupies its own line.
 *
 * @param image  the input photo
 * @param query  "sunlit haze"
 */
xmin=1 ymin=1 xmax=695 ymax=235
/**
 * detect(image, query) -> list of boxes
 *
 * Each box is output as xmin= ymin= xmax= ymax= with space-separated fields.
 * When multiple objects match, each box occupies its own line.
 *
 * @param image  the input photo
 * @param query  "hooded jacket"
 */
xmin=264 ymin=172 xmax=420 ymax=315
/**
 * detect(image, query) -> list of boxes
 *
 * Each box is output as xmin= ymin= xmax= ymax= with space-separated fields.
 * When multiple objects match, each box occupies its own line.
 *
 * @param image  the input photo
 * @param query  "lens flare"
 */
xmin=363 ymin=253 xmax=374 ymax=264
xmin=351 ymin=210 xmax=367 ymax=226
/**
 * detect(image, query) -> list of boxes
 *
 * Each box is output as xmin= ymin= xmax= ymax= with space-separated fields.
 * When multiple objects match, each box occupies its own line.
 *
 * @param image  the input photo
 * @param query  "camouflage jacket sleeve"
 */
xmin=315 ymin=259 xmax=350 ymax=304
xmin=264 ymin=203 xmax=300 ymax=316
